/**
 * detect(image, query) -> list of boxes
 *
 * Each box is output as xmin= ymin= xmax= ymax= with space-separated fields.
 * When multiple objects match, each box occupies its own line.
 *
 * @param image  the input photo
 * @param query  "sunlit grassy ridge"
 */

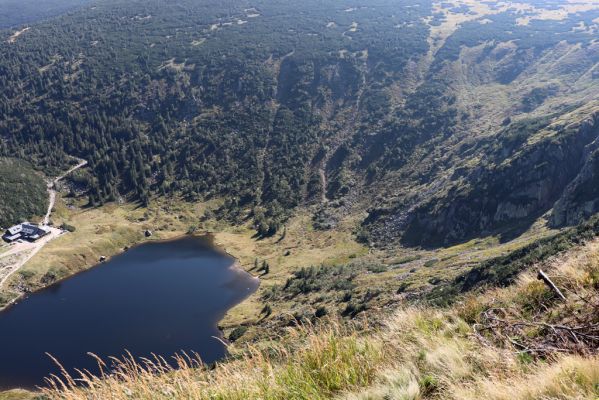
xmin=40 ymin=237 xmax=599 ymax=400
xmin=4 ymin=229 xmax=598 ymax=400
xmin=41 ymin=309 xmax=598 ymax=400
xmin=457 ymin=239 xmax=599 ymax=357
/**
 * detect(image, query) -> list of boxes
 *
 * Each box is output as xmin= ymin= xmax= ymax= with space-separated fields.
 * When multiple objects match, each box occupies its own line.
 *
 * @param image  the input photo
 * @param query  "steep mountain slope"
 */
xmin=0 ymin=0 xmax=598 ymax=249
xmin=353 ymin=2 xmax=599 ymax=247
xmin=375 ymin=108 xmax=599 ymax=248
xmin=2 ymin=2 xmax=599 ymax=398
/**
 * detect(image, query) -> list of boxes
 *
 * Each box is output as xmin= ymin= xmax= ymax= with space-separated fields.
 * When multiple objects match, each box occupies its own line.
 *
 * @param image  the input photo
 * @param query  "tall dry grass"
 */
xmin=43 ymin=321 xmax=388 ymax=400
xmin=457 ymin=239 xmax=599 ymax=355
xmin=42 ymin=241 xmax=599 ymax=400
xmin=42 ymin=308 xmax=599 ymax=400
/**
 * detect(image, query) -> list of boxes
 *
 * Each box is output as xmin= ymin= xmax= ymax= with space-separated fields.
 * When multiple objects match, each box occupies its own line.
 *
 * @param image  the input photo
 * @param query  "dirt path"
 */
xmin=43 ymin=159 xmax=87 ymax=225
xmin=0 ymin=227 xmax=62 ymax=288
xmin=319 ymin=166 xmax=328 ymax=203
xmin=0 ymin=158 xmax=87 ymax=291
xmin=43 ymin=190 xmax=57 ymax=227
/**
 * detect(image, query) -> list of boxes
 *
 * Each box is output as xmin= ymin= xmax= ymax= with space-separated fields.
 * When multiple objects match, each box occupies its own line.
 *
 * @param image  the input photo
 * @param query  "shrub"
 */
xmin=419 ymin=374 xmax=439 ymax=395
xmin=342 ymin=302 xmax=367 ymax=318
xmin=228 ymin=326 xmax=248 ymax=342
xmin=18 ymin=270 xmax=35 ymax=280
xmin=395 ymin=255 xmax=422 ymax=265
xmin=340 ymin=292 xmax=352 ymax=302
xmin=397 ymin=282 xmax=410 ymax=294
xmin=60 ymin=223 xmax=76 ymax=232
xmin=367 ymin=263 xmax=388 ymax=273
xmin=315 ymin=306 xmax=328 ymax=318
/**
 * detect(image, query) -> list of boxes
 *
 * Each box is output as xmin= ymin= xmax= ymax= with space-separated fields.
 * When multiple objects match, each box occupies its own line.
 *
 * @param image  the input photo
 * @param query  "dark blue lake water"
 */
xmin=0 ymin=236 xmax=258 ymax=390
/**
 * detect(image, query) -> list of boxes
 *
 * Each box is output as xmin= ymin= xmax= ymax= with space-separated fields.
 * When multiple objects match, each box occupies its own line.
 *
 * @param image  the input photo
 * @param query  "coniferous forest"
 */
xmin=1 ymin=0 xmax=598 ymax=244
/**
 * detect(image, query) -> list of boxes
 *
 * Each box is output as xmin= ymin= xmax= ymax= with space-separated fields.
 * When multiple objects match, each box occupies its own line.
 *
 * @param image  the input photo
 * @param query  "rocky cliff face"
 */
xmin=551 ymin=113 xmax=599 ymax=227
xmin=357 ymin=31 xmax=599 ymax=248
xmin=396 ymin=112 xmax=599 ymax=247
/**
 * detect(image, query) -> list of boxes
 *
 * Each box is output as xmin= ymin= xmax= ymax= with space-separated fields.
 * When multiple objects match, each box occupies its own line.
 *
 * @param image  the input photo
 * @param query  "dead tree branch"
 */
xmin=537 ymin=269 xmax=566 ymax=301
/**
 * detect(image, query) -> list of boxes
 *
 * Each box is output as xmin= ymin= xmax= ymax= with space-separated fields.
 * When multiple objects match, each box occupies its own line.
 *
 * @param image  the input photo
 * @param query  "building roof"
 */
xmin=3 ymin=233 xmax=20 ymax=241
xmin=6 ymin=225 xmax=22 ymax=235
xmin=22 ymin=227 xmax=36 ymax=235
xmin=4 ymin=223 xmax=49 ymax=240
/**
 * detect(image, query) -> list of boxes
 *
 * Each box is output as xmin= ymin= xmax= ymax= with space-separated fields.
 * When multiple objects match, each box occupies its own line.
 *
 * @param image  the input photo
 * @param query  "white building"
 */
xmin=2 ymin=223 xmax=50 ymax=243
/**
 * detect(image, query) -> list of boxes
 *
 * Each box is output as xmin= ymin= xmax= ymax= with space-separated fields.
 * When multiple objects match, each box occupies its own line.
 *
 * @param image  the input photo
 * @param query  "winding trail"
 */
xmin=43 ymin=159 xmax=87 ymax=225
xmin=0 ymin=158 xmax=87 ymax=290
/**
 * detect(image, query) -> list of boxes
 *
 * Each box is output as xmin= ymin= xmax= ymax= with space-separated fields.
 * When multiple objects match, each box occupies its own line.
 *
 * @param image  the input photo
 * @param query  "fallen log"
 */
xmin=537 ymin=269 xmax=566 ymax=301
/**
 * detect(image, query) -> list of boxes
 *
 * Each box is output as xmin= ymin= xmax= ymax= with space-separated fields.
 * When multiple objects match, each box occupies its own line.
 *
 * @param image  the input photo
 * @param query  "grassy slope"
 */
xmin=213 ymin=210 xmax=367 ymax=331
xmin=0 ymin=193 xmax=368 ymax=322
xmin=36 ymin=236 xmax=599 ymax=399
xmin=0 ymin=190 xmax=560 ymax=328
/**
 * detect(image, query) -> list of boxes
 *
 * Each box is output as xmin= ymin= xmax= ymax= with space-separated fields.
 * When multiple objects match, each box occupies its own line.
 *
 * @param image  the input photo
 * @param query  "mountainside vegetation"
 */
xmin=1 ymin=0 xmax=597 ymax=245
xmin=0 ymin=158 xmax=47 ymax=228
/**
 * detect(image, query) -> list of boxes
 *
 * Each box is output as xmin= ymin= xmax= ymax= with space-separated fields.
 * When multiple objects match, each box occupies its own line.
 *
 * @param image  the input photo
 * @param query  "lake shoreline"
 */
xmin=1 ymin=230 xmax=261 ymax=312
xmin=0 ymin=234 xmax=260 ymax=392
